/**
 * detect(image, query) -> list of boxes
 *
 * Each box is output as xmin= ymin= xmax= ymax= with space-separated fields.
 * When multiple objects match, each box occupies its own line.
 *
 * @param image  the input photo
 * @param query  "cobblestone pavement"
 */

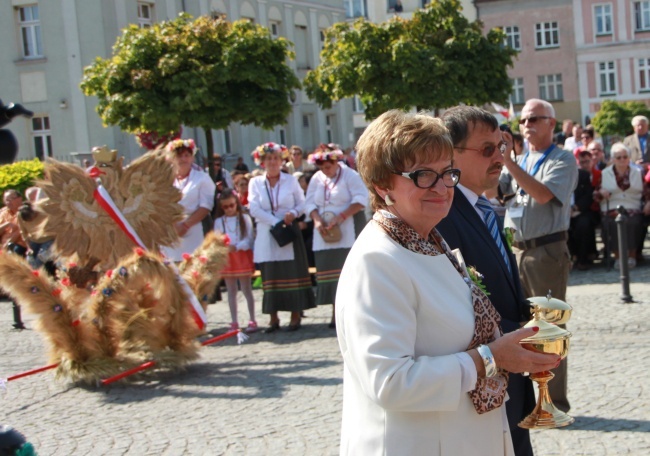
xmin=1 ymin=256 xmax=649 ymax=455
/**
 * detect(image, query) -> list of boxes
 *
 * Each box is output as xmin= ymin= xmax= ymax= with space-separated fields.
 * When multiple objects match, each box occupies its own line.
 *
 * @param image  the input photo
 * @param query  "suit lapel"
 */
xmin=453 ymin=191 xmax=517 ymax=293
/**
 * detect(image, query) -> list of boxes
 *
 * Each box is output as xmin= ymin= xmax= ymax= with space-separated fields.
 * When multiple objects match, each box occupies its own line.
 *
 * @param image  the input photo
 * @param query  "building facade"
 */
xmin=476 ymin=0 xmax=650 ymax=125
xmin=476 ymin=0 xmax=582 ymax=123
xmin=573 ymin=0 xmax=650 ymax=121
xmin=0 ymin=0 xmax=354 ymax=167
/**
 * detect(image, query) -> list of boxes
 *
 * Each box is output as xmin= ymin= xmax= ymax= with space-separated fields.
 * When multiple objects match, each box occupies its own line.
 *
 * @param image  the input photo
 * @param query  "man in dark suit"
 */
xmin=438 ymin=106 xmax=535 ymax=456
xmin=569 ymin=151 xmax=601 ymax=270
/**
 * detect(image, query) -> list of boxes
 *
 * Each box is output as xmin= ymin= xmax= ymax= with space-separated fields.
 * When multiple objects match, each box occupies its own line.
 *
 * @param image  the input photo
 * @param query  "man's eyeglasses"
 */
xmin=394 ymin=168 xmax=461 ymax=189
xmin=455 ymin=141 xmax=507 ymax=158
xmin=520 ymin=116 xmax=551 ymax=125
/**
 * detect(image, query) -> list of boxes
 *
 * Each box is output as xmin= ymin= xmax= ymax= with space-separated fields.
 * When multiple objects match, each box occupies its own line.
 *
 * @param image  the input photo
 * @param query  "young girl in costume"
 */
xmin=214 ymin=189 xmax=257 ymax=332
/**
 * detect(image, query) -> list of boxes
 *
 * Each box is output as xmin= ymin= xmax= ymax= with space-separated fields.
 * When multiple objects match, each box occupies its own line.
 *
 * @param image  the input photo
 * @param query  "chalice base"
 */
xmin=518 ymin=370 xmax=575 ymax=430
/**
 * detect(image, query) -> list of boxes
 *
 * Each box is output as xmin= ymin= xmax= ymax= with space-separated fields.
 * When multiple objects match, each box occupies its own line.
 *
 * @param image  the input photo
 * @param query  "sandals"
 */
xmin=245 ymin=320 xmax=259 ymax=333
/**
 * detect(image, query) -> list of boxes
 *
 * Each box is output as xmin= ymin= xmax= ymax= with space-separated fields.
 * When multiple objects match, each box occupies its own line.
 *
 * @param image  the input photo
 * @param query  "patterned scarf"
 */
xmin=373 ymin=210 xmax=509 ymax=414
xmin=613 ymin=166 xmax=631 ymax=191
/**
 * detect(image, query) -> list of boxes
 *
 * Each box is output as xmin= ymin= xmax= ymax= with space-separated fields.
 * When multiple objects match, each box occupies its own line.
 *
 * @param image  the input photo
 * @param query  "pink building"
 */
xmin=475 ymin=0 xmax=582 ymax=122
xmin=476 ymin=0 xmax=650 ymax=125
xmin=573 ymin=0 xmax=650 ymax=119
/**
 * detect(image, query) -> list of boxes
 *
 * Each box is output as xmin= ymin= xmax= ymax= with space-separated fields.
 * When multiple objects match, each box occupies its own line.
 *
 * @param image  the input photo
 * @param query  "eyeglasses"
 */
xmin=221 ymin=203 xmax=237 ymax=209
xmin=520 ymin=116 xmax=552 ymax=124
xmin=394 ymin=168 xmax=461 ymax=189
xmin=455 ymin=141 xmax=508 ymax=158
xmin=613 ymin=155 xmax=629 ymax=160
xmin=292 ymin=152 xmax=302 ymax=156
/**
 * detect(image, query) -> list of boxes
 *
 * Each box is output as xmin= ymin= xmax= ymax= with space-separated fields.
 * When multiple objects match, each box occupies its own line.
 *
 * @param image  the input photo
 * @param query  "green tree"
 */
xmin=81 ymin=13 xmax=300 ymax=178
xmin=591 ymin=99 xmax=650 ymax=138
xmin=304 ymin=0 xmax=516 ymax=120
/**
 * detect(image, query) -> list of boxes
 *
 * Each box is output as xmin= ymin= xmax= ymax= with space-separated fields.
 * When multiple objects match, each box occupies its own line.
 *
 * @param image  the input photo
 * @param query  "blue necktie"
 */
xmin=476 ymin=196 xmax=511 ymax=269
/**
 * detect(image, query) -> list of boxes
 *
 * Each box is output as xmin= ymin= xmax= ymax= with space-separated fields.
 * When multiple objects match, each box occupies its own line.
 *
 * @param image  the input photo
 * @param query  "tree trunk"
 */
xmin=204 ymin=127 xmax=215 ymax=181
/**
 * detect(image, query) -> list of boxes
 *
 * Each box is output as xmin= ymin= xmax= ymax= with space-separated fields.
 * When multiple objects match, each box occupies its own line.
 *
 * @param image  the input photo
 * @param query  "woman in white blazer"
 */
xmin=598 ymin=142 xmax=648 ymax=268
xmin=336 ymin=110 xmax=560 ymax=456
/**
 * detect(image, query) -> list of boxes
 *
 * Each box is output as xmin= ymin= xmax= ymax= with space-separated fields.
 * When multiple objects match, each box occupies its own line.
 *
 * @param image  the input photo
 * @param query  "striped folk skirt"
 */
xmin=314 ymin=248 xmax=350 ymax=305
xmin=259 ymin=230 xmax=316 ymax=314
xmin=221 ymin=249 xmax=255 ymax=278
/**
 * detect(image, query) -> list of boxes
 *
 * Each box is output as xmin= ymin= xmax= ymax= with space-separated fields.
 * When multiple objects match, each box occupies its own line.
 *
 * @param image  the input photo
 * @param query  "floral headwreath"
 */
xmin=167 ymin=138 xmax=197 ymax=154
xmin=251 ymin=142 xmax=289 ymax=165
xmin=308 ymin=143 xmax=344 ymax=165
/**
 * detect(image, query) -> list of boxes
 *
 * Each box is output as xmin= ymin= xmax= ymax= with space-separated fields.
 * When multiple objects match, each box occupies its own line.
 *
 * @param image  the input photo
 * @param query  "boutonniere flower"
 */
xmin=503 ymin=227 xmax=516 ymax=251
xmin=466 ymin=266 xmax=490 ymax=296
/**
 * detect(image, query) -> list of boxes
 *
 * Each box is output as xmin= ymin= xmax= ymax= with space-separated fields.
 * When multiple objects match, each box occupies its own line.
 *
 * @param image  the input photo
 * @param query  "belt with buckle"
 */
xmin=513 ymin=231 xmax=568 ymax=251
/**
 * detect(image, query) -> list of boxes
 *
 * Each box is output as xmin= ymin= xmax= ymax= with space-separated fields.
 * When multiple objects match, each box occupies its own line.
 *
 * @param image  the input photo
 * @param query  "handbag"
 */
xmin=320 ymin=211 xmax=342 ymax=243
xmin=265 ymin=178 xmax=297 ymax=247
xmin=270 ymin=221 xmax=296 ymax=247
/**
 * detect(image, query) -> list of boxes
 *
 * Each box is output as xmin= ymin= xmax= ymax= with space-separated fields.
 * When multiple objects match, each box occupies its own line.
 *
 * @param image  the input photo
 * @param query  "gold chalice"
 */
xmin=518 ymin=295 xmax=574 ymax=429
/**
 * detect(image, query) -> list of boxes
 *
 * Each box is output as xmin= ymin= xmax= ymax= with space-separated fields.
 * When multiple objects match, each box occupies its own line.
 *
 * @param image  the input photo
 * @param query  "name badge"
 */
xmin=508 ymin=204 xmax=524 ymax=219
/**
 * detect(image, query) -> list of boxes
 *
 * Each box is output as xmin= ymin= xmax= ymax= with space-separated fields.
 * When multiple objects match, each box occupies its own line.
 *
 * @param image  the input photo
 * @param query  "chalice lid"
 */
xmin=521 ymin=317 xmax=572 ymax=342
xmin=528 ymin=295 xmax=572 ymax=311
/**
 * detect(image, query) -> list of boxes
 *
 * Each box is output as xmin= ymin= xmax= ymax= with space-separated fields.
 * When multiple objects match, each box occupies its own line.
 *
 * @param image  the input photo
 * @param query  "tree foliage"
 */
xmin=81 ymin=13 xmax=300 ymax=169
xmin=591 ymin=99 xmax=650 ymax=138
xmin=304 ymin=0 xmax=516 ymax=120
xmin=0 ymin=159 xmax=44 ymax=200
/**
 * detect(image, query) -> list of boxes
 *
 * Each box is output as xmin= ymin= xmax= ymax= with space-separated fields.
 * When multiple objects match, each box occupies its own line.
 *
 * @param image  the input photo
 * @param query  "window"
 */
xmin=344 ymin=0 xmax=367 ymax=19
xmin=535 ymin=22 xmax=559 ymax=48
xmin=319 ymin=29 xmax=326 ymax=50
xmin=32 ymin=116 xmax=52 ymax=160
xmin=594 ymin=4 xmax=613 ymax=35
xmin=223 ymin=129 xmax=232 ymax=155
xmin=503 ymin=26 xmax=521 ymax=50
xmin=353 ymin=96 xmax=365 ymax=113
xmin=635 ymin=1 xmax=650 ymax=31
xmin=598 ymin=61 xmax=617 ymax=95
xmin=639 ymin=58 xmax=650 ymax=91
xmin=509 ymin=77 xmax=524 ymax=104
xmin=269 ymin=21 xmax=280 ymax=39
xmin=302 ymin=115 xmax=310 ymax=128
xmin=326 ymin=115 xmax=334 ymax=143
xmin=137 ymin=2 xmax=154 ymax=28
xmin=294 ymin=25 xmax=309 ymax=69
xmin=279 ymin=128 xmax=286 ymax=146
xmin=387 ymin=0 xmax=403 ymax=12
xmin=18 ymin=5 xmax=42 ymax=59
xmin=538 ymin=74 xmax=563 ymax=101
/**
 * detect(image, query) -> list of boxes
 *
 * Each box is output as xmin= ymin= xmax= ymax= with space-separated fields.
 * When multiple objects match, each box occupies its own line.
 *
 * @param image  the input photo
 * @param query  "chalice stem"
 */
xmin=519 ymin=370 xmax=574 ymax=429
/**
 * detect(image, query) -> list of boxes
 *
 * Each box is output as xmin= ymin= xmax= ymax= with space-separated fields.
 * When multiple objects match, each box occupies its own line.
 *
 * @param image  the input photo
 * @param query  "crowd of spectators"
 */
xmin=553 ymin=116 xmax=650 ymax=270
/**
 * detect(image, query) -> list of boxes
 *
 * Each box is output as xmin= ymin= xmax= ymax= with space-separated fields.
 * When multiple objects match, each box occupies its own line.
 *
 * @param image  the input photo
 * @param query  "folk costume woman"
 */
xmin=249 ymin=142 xmax=315 ymax=332
xmin=162 ymin=139 xmax=216 ymax=261
xmin=305 ymin=145 xmax=367 ymax=328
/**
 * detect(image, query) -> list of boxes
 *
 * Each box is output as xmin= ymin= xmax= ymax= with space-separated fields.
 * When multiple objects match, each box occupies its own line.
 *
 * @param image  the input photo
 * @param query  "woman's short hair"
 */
xmin=355 ymin=110 xmax=453 ymax=211
xmin=610 ymin=142 xmax=630 ymax=157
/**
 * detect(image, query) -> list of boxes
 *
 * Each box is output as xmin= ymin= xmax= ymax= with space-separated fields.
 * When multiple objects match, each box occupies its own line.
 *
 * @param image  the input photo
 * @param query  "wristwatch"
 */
xmin=477 ymin=344 xmax=498 ymax=378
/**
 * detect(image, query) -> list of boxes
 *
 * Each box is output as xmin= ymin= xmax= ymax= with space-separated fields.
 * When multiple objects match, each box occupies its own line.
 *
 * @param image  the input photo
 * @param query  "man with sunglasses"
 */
xmin=499 ymin=98 xmax=578 ymax=414
xmin=438 ymin=106 xmax=535 ymax=456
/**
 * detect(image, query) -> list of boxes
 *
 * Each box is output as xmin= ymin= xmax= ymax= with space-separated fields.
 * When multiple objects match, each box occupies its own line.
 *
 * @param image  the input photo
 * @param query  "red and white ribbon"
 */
xmin=93 ymin=185 xmax=207 ymax=329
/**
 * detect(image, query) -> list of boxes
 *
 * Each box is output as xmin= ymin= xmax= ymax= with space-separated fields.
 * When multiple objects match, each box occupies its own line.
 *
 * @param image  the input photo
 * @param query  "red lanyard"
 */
xmin=323 ymin=168 xmax=342 ymax=206
xmin=264 ymin=176 xmax=281 ymax=215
